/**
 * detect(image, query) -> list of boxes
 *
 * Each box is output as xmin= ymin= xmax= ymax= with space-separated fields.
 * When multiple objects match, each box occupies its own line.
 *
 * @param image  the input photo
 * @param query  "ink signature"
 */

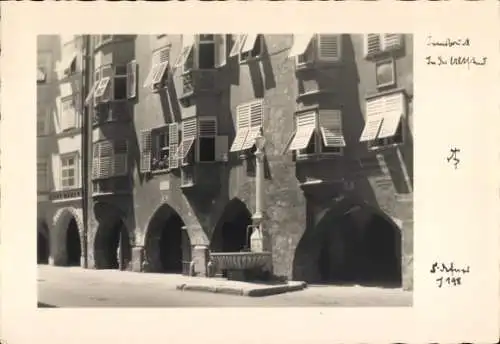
xmin=425 ymin=55 xmax=487 ymax=68
xmin=430 ymin=261 xmax=470 ymax=288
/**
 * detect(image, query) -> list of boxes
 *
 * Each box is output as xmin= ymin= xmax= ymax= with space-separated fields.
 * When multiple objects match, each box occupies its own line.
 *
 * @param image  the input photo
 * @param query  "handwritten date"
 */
xmin=430 ymin=261 xmax=470 ymax=288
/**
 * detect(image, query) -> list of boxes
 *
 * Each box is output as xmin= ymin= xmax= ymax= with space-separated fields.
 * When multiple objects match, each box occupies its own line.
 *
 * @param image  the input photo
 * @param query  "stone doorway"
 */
xmin=94 ymin=220 xmax=131 ymax=270
xmin=144 ymin=204 xmax=191 ymax=274
xmin=66 ymin=218 xmax=81 ymax=266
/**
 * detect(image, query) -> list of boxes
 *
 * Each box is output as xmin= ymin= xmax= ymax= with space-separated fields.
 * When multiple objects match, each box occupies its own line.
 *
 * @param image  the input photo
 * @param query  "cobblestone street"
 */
xmin=38 ymin=265 xmax=412 ymax=307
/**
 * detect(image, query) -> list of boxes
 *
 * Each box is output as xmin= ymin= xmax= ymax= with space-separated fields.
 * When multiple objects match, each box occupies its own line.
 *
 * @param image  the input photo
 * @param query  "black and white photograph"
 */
xmin=36 ymin=33 xmax=414 ymax=308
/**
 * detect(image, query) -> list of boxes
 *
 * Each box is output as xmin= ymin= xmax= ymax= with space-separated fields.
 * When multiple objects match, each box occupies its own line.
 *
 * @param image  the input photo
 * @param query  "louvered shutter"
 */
xmin=100 ymin=66 xmax=113 ymax=102
xmin=240 ymin=34 xmax=259 ymax=54
xmin=230 ymin=103 xmax=251 ymax=152
xmin=241 ymin=100 xmax=264 ymax=150
xmin=229 ymin=34 xmax=248 ymax=57
xmin=173 ymin=35 xmax=195 ymax=69
xmin=318 ymin=34 xmax=341 ymax=62
xmin=169 ymin=123 xmax=179 ymax=169
xmin=215 ymin=35 xmax=227 ymax=68
xmin=199 ymin=118 xmax=217 ymax=137
xmin=319 ymin=110 xmax=345 ymax=147
xmin=140 ymin=130 xmax=152 ymax=173
xmin=113 ymin=140 xmax=128 ymax=176
xmin=215 ymin=135 xmax=229 ymax=162
xmin=377 ymin=92 xmax=405 ymax=139
xmin=288 ymin=111 xmax=316 ymax=151
xmin=382 ymin=34 xmax=403 ymax=52
xmin=127 ymin=60 xmax=137 ymax=99
xmin=360 ymin=97 xmax=385 ymax=142
xmin=365 ymin=34 xmax=382 ymax=57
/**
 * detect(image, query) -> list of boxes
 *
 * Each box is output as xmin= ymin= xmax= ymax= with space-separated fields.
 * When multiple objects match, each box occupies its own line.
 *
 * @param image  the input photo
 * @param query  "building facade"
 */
xmin=37 ymin=35 xmax=85 ymax=266
xmin=40 ymin=34 xmax=414 ymax=290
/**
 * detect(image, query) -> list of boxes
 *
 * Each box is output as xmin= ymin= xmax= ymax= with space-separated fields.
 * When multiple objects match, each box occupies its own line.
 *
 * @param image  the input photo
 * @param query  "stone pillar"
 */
xmin=192 ymin=245 xmax=209 ymax=277
xmin=401 ymin=219 xmax=414 ymax=291
xmin=251 ymin=133 xmax=268 ymax=254
xmin=131 ymin=246 xmax=144 ymax=272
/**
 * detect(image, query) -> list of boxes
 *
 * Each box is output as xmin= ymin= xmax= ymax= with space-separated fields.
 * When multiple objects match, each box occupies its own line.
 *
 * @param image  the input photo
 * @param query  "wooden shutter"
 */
xmin=140 ymin=130 xmax=152 ymax=173
xmin=199 ymin=118 xmax=217 ymax=137
xmin=319 ymin=110 xmax=345 ymax=147
xmin=382 ymin=34 xmax=403 ymax=52
xmin=289 ymin=111 xmax=316 ymax=151
xmin=229 ymin=34 xmax=247 ymax=57
xmin=126 ymin=60 xmax=137 ymax=99
xmin=169 ymin=123 xmax=179 ymax=169
xmin=365 ymin=34 xmax=382 ymax=57
xmin=377 ymin=92 xmax=405 ymax=139
xmin=100 ymin=65 xmax=113 ymax=102
xmin=318 ymin=34 xmax=341 ymax=62
xmin=230 ymin=102 xmax=251 ymax=152
xmin=215 ymin=136 xmax=229 ymax=162
xmin=215 ymin=35 xmax=227 ymax=68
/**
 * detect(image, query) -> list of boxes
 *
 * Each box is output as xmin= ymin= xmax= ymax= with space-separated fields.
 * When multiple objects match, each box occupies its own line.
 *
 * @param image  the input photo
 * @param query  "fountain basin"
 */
xmin=210 ymin=251 xmax=272 ymax=271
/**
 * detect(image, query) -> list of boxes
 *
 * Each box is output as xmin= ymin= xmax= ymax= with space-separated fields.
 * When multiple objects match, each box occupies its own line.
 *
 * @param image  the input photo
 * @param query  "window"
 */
xmin=88 ymin=61 xmax=137 ymax=105
xmin=95 ymin=35 xmax=114 ymax=47
xmin=143 ymin=48 xmax=169 ymax=90
xmin=359 ymin=92 xmax=406 ymax=149
xmin=198 ymin=35 xmax=215 ymax=70
xmin=113 ymin=65 xmax=127 ymax=100
xmin=60 ymin=96 xmax=77 ymax=131
xmin=61 ymin=52 xmax=77 ymax=78
xmin=61 ymin=154 xmax=78 ymax=189
xmin=198 ymin=117 xmax=217 ymax=162
xmin=174 ymin=35 xmax=196 ymax=70
xmin=37 ymin=159 xmax=49 ymax=192
xmin=151 ymin=126 xmax=170 ymax=172
xmin=173 ymin=35 xmax=227 ymax=72
xmin=289 ymin=34 xmax=342 ymax=65
xmin=286 ymin=110 xmax=345 ymax=157
xmin=375 ymin=58 xmax=396 ymax=88
xmin=230 ymin=99 xmax=264 ymax=153
xmin=37 ymin=107 xmax=49 ymax=136
xmin=92 ymin=140 xmax=128 ymax=179
xmin=229 ymin=34 xmax=264 ymax=63
xmin=179 ymin=117 xmax=228 ymax=164
xmin=364 ymin=34 xmax=404 ymax=58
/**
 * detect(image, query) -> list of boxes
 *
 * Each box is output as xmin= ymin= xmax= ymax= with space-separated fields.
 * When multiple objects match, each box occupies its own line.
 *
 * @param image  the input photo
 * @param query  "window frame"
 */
xmin=238 ymin=34 xmax=265 ymax=64
xmin=295 ymin=34 xmax=342 ymax=67
xmin=37 ymin=106 xmax=50 ymax=136
xmin=375 ymin=58 xmax=396 ymax=89
xmin=60 ymin=152 xmax=79 ymax=190
xmin=197 ymin=34 xmax=216 ymax=70
xmin=37 ymin=158 xmax=49 ymax=192
xmin=60 ymin=95 xmax=77 ymax=132
xmin=197 ymin=116 xmax=218 ymax=163
xmin=150 ymin=125 xmax=171 ymax=173
xmin=37 ymin=51 xmax=52 ymax=84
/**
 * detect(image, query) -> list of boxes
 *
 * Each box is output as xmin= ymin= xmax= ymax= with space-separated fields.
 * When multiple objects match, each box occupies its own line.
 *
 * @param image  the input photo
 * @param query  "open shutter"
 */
xmin=229 ymin=34 xmax=247 ymax=57
xmin=382 ymin=34 xmax=403 ymax=52
xmin=215 ymin=35 xmax=227 ymax=68
xmin=365 ymin=34 xmax=382 ymax=57
xmin=318 ymin=35 xmax=341 ymax=62
xmin=319 ymin=110 xmax=345 ymax=147
xmin=174 ymin=35 xmax=195 ymax=69
xmin=126 ymin=60 xmax=137 ymax=99
xmin=377 ymin=92 xmax=405 ymax=139
xmin=289 ymin=34 xmax=315 ymax=58
xmin=240 ymin=34 xmax=259 ymax=54
xmin=215 ymin=135 xmax=229 ymax=162
xmin=288 ymin=111 xmax=317 ymax=151
xmin=140 ymin=130 xmax=152 ymax=173
xmin=241 ymin=100 xmax=264 ymax=150
xmin=169 ymin=123 xmax=179 ymax=169
xmin=230 ymin=103 xmax=251 ymax=152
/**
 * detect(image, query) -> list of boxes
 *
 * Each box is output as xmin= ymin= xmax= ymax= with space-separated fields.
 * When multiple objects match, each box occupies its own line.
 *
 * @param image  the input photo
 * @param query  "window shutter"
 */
xmin=182 ymin=118 xmax=198 ymax=139
xmin=319 ymin=110 xmax=345 ymax=147
xmin=318 ymin=34 xmax=341 ymax=62
xmin=100 ymin=66 xmax=113 ymax=102
xmin=230 ymin=102 xmax=251 ymax=152
xmin=140 ymin=130 xmax=152 ymax=173
xmin=199 ymin=118 xmax=217 ymax=137
xmin=215 ymin=35 xmax=227 ymax=68
xmin=249 ymin=99 xmax=264 ymax=128
xmin=382 ymin=34 xmax=403 ymax=52
xmin=229 ymin=34 xmax=247 ymax=57
xmin=126 ymin=60 xmax=137 ymax=99
xmin=169 ymin=123 xmax=179 ymax=169
xmin=215 ymin=135 xmax=229 ymax=162
xmin=365 ymin=34 xmax=382 ymax=57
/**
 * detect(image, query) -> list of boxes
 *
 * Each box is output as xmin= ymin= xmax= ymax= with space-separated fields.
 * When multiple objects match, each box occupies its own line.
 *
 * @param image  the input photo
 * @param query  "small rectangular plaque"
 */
xmin=159 ymin=180 xmax=170 ymax=191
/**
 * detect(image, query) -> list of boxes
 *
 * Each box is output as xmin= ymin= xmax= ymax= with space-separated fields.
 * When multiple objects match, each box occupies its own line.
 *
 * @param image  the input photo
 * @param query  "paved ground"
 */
xmin=38 ymin=265 xmax=412 ymax=308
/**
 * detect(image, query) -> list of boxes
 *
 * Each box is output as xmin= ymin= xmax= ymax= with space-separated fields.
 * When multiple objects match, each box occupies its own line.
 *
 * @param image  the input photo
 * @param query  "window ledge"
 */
xmin=295 ymin=60 xmax=344 ymax=72
xmin=180 ymin=183 xmax=196 ymax=189
xmin=296 ymin=152 xmax=343 ymax=162
xmin=56 ymin=127 xmax=82 ymax=138
xmin=366 ymin=87 xmax=407 ymax=102
xmin=296 ymin=89 xmax=337 ymax=101
xmin=364 ymin=47 xmax=403 ymax=61
xmin=151 ymin=168 xmax=170 ymax=175
xmin=92 ymin=191 xmax=131 ymax=198
xmin=239 ymin=55 xmax=264 ymax=65
xmin=368 ymin=142 xmax=402 ymax=152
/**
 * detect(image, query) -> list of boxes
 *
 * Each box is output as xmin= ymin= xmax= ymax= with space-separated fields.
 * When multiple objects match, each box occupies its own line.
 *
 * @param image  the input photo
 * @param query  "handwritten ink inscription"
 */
xmin=425 ymin=36 xmax=487 ymax=69
xmin=430 ymin=261 xmax=470 ymax=288
xmin=446 ymin=147 xmax=461 ymax=169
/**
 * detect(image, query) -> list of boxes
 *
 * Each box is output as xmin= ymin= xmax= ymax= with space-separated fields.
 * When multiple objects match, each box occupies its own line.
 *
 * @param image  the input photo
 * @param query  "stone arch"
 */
xmin=210 ymin=198 xmax=253 ymax=253
xmin=37 ymin=220 xmax=50 ymax=264
xmin=143 ymin=202 xmax=193 ymax=273
xmin=293 ymin=197 xmax=402 ymax=287
xmin=52 ymin=207 xmax=84 ymax=266
xmin=93 ymin=201 xmax=132 ymax=270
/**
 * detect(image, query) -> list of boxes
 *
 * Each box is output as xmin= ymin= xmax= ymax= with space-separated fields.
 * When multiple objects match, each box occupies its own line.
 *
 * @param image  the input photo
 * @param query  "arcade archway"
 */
xmin=52 ymin=207 xmax=84 ymax=267
xmin=293 ymin=203 xmax=402 ymax=287
xmin=94 ymin=219 xmax=131 ymax=270
xmin=66 ymin=218 xmax=82 ymax=266
xmin=144 ymin=204 xmax=191 ymax=274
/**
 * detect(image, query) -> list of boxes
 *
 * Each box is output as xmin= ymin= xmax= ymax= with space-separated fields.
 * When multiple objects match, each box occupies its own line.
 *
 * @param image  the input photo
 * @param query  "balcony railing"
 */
xmin=49 ymin=187 xmax=82 ymax=201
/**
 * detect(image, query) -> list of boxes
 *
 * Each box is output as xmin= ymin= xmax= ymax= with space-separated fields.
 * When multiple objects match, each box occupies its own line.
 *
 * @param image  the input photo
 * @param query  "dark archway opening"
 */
xmin=66 ymin=218 xmax=81 ymax=266
xmin=211 ymin=199 xmax=253 ymax=277
xmin=159 ymin=214 xmax=189 ymax=273
xmin=37 ymin=230 xmax=49 ymax=264
xmin=294 ymin=206 xmax=402 ymax=288
xmin=95 ymin=220 xmax=131 ymax=270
